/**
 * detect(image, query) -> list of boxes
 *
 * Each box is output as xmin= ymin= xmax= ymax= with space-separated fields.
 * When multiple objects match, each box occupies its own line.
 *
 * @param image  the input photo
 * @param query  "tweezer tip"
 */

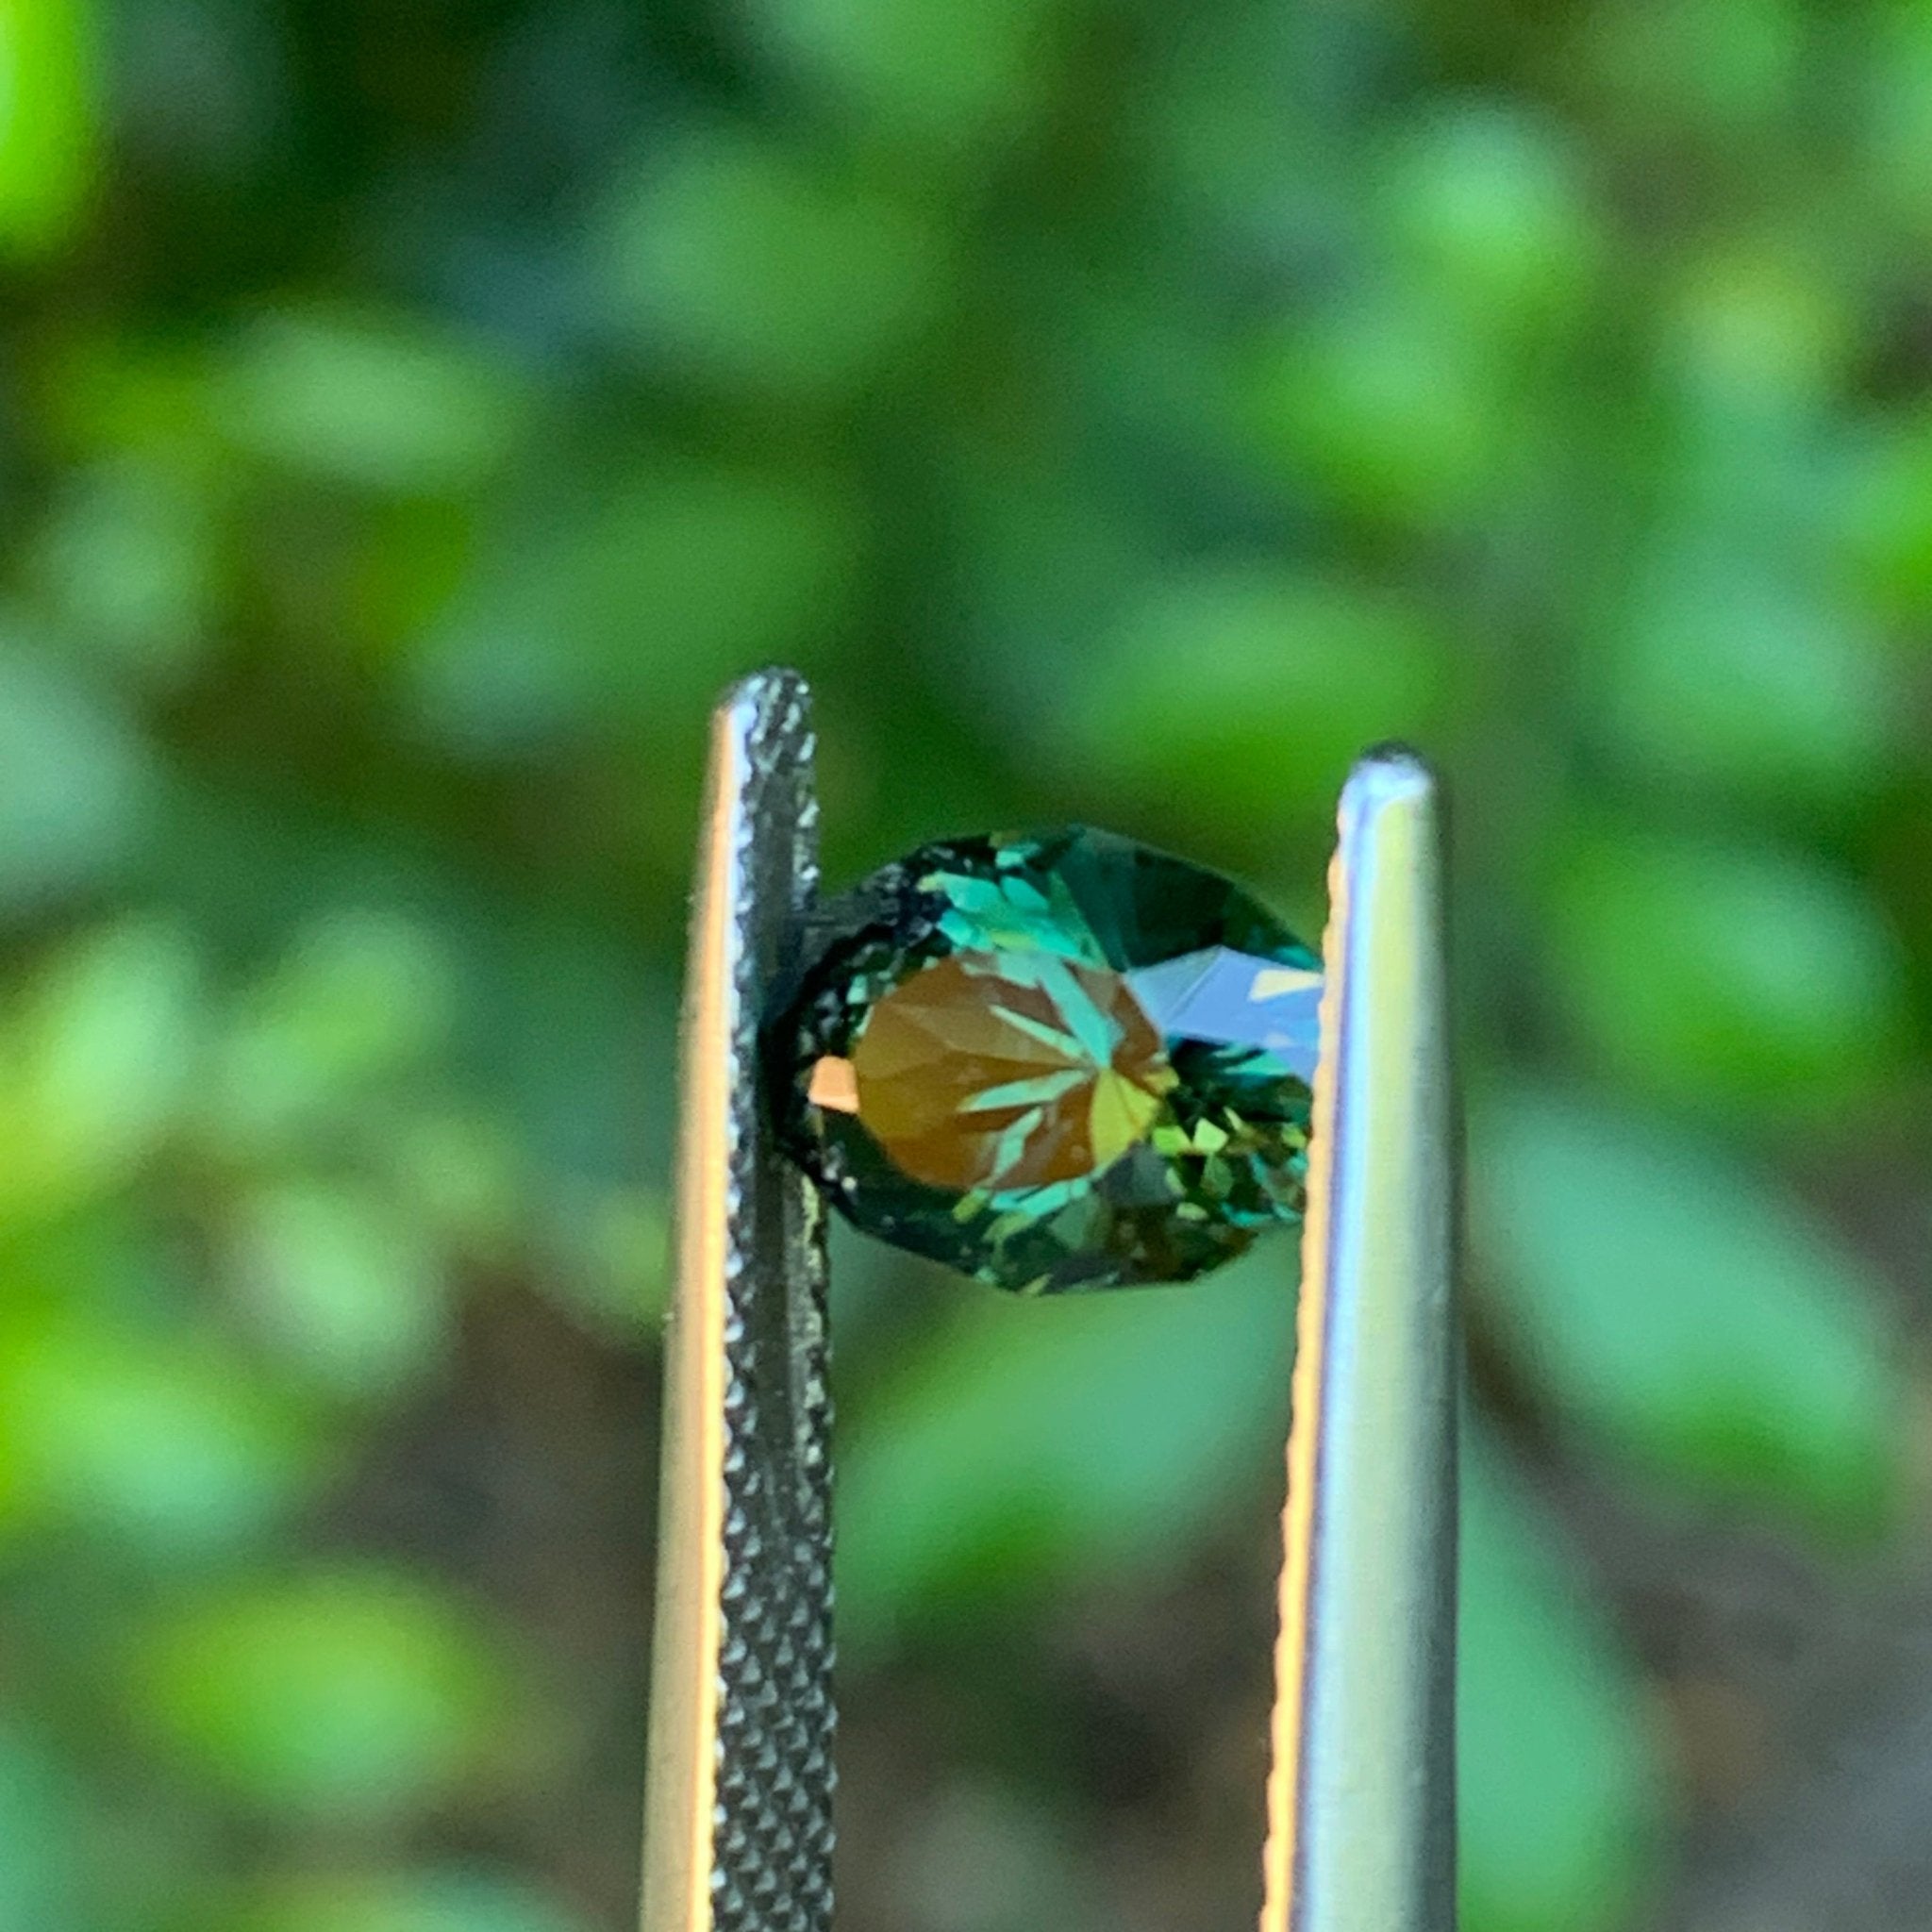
xmin=1341 ymin=743 xmax=1439 ymax=813
xmin=717 ymin=663 xmax=811 ymax=718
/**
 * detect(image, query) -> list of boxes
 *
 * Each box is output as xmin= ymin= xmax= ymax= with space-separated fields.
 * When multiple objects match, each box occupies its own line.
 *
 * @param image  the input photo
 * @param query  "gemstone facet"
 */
xmin=768 ymin=827 xmax=1321 ymax=1293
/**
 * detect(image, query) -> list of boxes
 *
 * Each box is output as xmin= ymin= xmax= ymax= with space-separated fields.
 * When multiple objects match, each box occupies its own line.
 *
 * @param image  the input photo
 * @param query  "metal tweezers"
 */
xmin=641 ymin=667 xmax=1457 ymax=1932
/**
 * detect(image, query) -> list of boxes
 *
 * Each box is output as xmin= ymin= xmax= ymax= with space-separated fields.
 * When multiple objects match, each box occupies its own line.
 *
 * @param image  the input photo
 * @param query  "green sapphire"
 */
xmin=769 ymin=827 xmax=1322 ymax=1293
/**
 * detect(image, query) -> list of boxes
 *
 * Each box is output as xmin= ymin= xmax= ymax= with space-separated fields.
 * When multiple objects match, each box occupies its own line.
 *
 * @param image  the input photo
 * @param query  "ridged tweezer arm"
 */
xmin=641 ymin=670 xmax=834 ymax=1932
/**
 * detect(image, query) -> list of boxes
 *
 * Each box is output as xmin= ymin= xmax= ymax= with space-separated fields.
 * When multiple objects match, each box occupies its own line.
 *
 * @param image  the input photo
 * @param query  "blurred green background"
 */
xmin=1 ymin=0 xmax=1929 ymax=1928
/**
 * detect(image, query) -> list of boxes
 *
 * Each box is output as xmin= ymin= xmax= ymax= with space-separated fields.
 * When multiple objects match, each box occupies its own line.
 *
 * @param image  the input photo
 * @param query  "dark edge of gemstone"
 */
xmin=759 ymin=826 xmax=1320 ymax=1295
xmin=759 ymin=849 xmax=948 ymax=1192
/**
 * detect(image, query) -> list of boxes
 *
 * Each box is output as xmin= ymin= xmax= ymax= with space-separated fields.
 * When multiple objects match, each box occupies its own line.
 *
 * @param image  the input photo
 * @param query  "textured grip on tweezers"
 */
xmin=642 ymin=670 xmax=834 ymax=1932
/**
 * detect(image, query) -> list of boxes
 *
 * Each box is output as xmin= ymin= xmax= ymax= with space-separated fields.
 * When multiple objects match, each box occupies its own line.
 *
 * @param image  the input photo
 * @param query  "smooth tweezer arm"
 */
xmin=641 ymin=669 xmax=834 ymax=1932
xmin=1261 ymin=753 xmax=1457 ymax=1932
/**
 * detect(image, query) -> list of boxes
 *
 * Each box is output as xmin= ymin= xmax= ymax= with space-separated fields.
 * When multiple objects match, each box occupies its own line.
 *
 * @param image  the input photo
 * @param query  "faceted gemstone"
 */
xmin=767 ymin=826 xmax=1323 ymax=1293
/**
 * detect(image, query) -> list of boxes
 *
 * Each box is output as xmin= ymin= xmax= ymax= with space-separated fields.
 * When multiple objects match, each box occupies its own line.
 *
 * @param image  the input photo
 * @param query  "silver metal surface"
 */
xmin=641 ymin=668 xmax=834 ymax=1932
xmin=1260 ymin=750 xmax=1458 ymax=1932
xmin=641 ymin=678 xmax=1457 ymax=1932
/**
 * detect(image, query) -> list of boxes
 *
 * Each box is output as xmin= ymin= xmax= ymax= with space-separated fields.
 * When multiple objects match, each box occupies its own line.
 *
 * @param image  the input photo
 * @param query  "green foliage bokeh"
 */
xmin=0 ymin=1 xmax=1927 ymax=1928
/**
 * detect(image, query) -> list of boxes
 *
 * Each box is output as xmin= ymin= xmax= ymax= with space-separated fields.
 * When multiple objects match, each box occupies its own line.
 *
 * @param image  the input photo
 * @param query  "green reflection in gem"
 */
xmin=769 ymin=827 xmax=1321 ymax=1293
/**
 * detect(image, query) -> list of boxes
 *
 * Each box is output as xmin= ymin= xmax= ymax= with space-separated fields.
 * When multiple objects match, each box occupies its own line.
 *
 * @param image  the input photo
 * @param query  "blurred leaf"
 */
xmin=597 ymin=130 xmax=949 ymax=401
xmin=1384 ymin=103 xmax=1601 ymax=336
xmin=349 ymin=496 xmax=478 ymax=655
xmin=1474 ymin=1086 xmax=1903 ymax=1532
xmin=217 ymin=1871 xmax=591 ymax=1932
xmin=1833 ymin=411 xmax=1932 ymax=626
xmin=1862 ymin=6 xmax=1932 ymax=242
xmin=0 ymin=0 xmax=95 ymax=257
xmin=1145 ymin=7 xmax=1317 ymax=230
xmin=0 ymin=1310 xmax=321 ymax=1554
xmin=450 ymin=902 xmax=671 ymax=1192
xmin=1600 ymin=550 xmax=1892 ymax=804
xmin=211 ymin=308 xmax=535 ymax=495
xmin=0 ymin=1725 xmax=87 ymax=1930
xmin=837 ymin=1246 xmax=1295 ymax=1651
xmin=31 ymin=452 xmax=221 ymax=679
xmin=1249 ymin=298 xmax=1504 ymax=529
xmin=1547 ymin=828 xmax=1909 ymax=1116
xmin=535 ymin=1181 xmax=669 ymax=1342
xmin=1583 ymin=0 xmax=1801 ymax=136
xmin=0 ymin=641 xmax=158 ymax=913
xmin=109 ymin=0 xmax=288 ymax=187
xmin=0 ymin=919 xmax=200 ymax=1224
xmin=380 ymin=1109 xmax=522 ymax=1256
xmin=410 ymin=463 xmax=863 ymax=756
xmin=37 ymin=329 xmax=216 ymax=461
xmin=31 ymin=455 xmax=220 ymax=683
xmin=213 ymin=911 xmax=451 ymax=1150
xmin=748 ymin=0 xmax=1059 ymax=155
xmin=1460 ymin=1429 xmax=1663 ymax=1932
xmin=1660 ymin=233 xmax=1857 ymax=415
xmin=136 ymin=1570 xmax=511 ymax=1821
xmin=227 ymin=1182 xmax=450 ymax=1398
xmin=1062 ymin=566 xmax=1443 ymax=837
xmin=952 ymin=446 xmax=1155 ymax=706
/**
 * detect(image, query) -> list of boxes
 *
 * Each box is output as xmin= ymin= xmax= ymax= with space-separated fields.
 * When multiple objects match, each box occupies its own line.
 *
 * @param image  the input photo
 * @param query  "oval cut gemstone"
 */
xmin=769 ymin=827 xmax=1322 ymax=1293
